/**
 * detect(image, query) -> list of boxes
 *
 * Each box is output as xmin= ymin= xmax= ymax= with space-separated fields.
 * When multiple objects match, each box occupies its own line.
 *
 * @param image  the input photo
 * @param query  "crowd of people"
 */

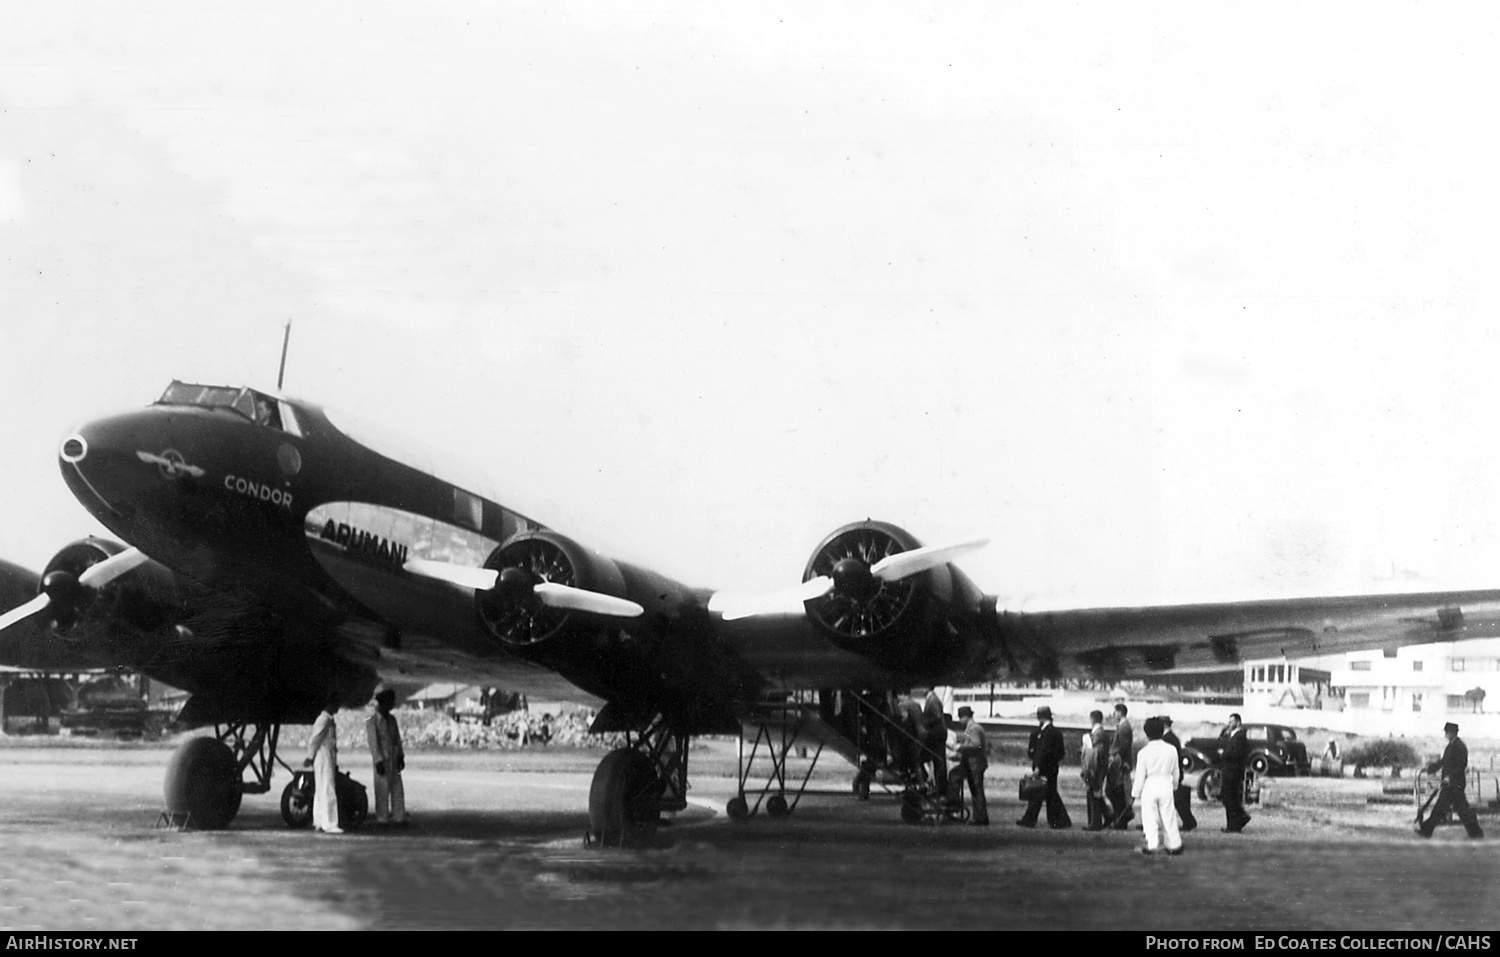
xmin=297 ymin=683 xmax=1485 ymax=846
xmin=1014 ymin=702 xmax=1238 ymax=854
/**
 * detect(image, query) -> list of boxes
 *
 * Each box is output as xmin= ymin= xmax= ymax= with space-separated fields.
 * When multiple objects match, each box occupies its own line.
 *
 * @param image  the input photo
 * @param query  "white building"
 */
xmin=1320 ymin=638 xmax=1498 ymax=725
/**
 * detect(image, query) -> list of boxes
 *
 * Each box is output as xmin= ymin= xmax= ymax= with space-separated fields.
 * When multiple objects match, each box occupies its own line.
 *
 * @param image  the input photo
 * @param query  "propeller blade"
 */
xmin=532 ymin=582 xmax=644 ymax=618
xmin=403 ymin=559 xmax=499 ymax=591
xmin=870 ymin=538 xmax=988 ymax=582
xmin=77 ymin=547 xmax=149 ymax=589
xmin=0 ymin=593 xmax=52 ymax=633
xmin=710 ymin=576 xmax=835 ymax=621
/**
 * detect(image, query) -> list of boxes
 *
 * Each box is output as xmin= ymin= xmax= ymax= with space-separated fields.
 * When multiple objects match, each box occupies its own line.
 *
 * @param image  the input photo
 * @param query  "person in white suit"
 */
xmin=305 ymin=695 xmax=342 ymax=834
xmin=1131 ymin=716 xmax=1183 ymax=856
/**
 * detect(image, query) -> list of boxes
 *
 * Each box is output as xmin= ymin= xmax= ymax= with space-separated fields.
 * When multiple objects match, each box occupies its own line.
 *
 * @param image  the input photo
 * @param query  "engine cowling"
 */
xmin=40 ymin=537 xmax=178 ymax=640
xmin=801 ymin=520 xmax=954 ymax=644
xmin=474 ymin=530 xmax=630 ymax=649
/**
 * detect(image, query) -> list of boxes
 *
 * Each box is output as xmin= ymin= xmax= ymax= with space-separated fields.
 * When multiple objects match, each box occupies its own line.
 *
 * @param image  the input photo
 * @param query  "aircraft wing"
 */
xmin=997 ymin=588 xmax=1500 ymax=680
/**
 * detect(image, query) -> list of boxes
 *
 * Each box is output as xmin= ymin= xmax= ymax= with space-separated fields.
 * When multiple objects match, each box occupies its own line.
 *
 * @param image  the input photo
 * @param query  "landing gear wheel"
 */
xmin=163 ymin=737 xmax=243 ymax=830
xmin=1198 ymin=768 xmax=1223 ymax=802
xmin=852 ymin=771 xmax=872 ymax=801
xmin=280 ymin=777 xmax=313 ymax=829
xmin=1250 ymin=753 xmax=1271 ymax=775
xmin=726 ymin=796 xmax=750 ymax=820
xmin=766 ymin=794 xmax=790 ymax=818
xmin=588 ymin=748 xmax=662 ymax=849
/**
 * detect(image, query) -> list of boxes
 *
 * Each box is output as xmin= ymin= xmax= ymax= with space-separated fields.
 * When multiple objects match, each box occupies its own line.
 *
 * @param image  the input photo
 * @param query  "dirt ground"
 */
xmin=0 ymin=739 xmax=1495 ymax=931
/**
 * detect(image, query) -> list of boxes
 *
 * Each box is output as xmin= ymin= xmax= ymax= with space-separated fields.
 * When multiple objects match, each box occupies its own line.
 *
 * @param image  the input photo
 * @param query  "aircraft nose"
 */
xmin=56 ymin=409 xmax=182 ymax=524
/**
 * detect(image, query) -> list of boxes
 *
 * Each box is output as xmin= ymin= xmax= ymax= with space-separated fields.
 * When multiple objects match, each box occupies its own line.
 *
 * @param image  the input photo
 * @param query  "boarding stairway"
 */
xmin=730 ymin=689 xmax=959 ymax=823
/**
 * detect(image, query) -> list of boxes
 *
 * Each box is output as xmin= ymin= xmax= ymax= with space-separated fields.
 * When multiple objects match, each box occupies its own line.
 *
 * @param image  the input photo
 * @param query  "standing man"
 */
xmin=1107 ymin=703 xmax=1135 ymax=829
xmin=1017 ymin=705 xmax=1071 ymax=829
xmin=1131 ymin=717 xmax=1184 ymax=856
xmin=1160 ymin=715 xmax=1196 ymax=832
xmin=304 ymin=694 xmax=342 ymax=835
xmin=1081 ymin=709 xmax=1110 ymax=830
xmin=922 ymin=688 xmax=948 ymax=799
xmin=1220 ymin=712 xmax=1252 ymax=833
xmin=1417 ymin=721 xmax=1485 ymax=839
xmin=366 ymin=687 xmax=408 ymax=827
xmin=955 ymin=706 xmax=989 ymax=826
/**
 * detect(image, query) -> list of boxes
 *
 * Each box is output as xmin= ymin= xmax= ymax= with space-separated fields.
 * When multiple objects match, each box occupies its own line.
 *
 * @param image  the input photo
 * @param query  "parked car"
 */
xmin=1179 ymin=723 xmax=1312 ymax=778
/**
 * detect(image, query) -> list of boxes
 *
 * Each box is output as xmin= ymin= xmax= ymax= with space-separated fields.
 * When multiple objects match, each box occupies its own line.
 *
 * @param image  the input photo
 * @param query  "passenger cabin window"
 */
xmin=157 ymin=381 xmax=299 ymax=435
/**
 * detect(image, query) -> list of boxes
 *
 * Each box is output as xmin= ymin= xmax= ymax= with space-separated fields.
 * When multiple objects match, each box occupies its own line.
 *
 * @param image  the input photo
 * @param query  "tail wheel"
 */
xmin=588 ymin=748 xmax=662 ymax=849
xmin=163 ymin=737 xmax=243 ymax=830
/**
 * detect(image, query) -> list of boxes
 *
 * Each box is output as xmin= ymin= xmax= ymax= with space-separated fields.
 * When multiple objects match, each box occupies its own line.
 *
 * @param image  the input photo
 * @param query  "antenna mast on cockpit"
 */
xmin=276 ymin=320 xmax=292 ymax=391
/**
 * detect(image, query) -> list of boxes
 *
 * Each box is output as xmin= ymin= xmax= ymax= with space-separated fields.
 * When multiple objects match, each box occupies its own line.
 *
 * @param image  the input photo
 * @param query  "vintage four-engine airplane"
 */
xmin=4 ymin=380 xmax=1500 ymax=844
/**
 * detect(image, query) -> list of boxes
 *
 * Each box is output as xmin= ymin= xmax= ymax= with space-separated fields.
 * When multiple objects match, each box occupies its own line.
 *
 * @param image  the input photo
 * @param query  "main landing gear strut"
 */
xmin=161 ymin=722 xmax=293 ymax=830
xmin=587 ymin=714 xmax=688 ymax=849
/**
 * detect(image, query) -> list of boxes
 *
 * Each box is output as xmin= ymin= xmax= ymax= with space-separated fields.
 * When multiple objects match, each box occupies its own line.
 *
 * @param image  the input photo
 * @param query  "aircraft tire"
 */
xmin=588 ymin=748 xmax=660 ymax=849
xmin=163 ymin=737 xmax=243 ymax=830
xmin=766 ymin=794 xmax=789 ymax=818
xmin=280 ymin=778 xmax=313 ymax=829
xmin=726 ymin=796 xmax=750 ymax=820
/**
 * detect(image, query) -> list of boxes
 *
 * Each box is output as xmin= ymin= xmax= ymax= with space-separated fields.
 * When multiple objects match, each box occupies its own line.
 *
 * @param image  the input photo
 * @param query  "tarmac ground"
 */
xmin=0 ymin=739 xmax=1496 ymax=930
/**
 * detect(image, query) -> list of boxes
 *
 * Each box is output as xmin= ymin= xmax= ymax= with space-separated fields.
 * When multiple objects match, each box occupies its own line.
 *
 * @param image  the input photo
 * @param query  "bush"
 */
xmin=1344 ymin=738 xmax=1420 ymax=771
xmin=280 ymin=707 xmax=624 ymax=751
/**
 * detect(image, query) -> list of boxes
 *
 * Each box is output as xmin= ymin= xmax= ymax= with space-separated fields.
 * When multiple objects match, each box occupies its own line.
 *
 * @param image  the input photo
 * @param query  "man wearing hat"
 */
xmin=365 ymin=686 xmax=408 ymax=827
xmin=955 ymin=706 xmax=989 ymax=825
xmin=1417 ymin=721 xmax=1484 ymax=840
xmin=1017 ymin=705 xmax=1071 ymax=828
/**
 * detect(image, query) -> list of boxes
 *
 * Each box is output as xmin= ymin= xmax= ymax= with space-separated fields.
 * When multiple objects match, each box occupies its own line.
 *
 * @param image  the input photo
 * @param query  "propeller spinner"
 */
xmin=710 ymin=537 xmax=988 ymax=622
xmin=403 ymin=557 xmax=644 ymax=618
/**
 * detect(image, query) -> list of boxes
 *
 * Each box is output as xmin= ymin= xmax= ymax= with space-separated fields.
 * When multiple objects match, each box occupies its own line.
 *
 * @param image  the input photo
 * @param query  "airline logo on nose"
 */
xmin=136 ymin=449 xmax=206 ymax=480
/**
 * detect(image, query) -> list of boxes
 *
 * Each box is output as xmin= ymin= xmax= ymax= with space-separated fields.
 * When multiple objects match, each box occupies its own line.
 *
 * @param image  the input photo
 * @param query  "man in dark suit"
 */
xmin=1160 ymin=715 xmax=1196 ymax=832
xmin=1106 ymin=703 xmax=1135 ymax=828
xmin=1417 ymin=721 xmax=1485 ymax=839
xmin=1220 ymin=712 xmax=1252 ymax=833
xmin=1016 ymin=705 xmax=1071 ymax=829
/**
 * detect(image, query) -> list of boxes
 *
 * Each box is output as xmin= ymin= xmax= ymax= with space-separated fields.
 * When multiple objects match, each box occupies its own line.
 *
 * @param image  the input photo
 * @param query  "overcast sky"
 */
xmin=5 ymin=3 xmax=1500 ymax=612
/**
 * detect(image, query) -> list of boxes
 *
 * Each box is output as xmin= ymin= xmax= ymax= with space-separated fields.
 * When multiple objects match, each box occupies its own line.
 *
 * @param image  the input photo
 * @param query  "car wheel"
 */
xmin=1198 ymin=768 xmax=1223 ymax=802
xmin=1250 ymin=753 xmax=1271 ymax=775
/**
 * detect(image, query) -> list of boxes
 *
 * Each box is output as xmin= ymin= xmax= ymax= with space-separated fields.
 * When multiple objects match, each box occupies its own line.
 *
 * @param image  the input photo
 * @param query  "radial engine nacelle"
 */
xmin=33 ymin=538 xmax=180 ymax=642
xmin=474 ymin=530 xmax=633 ymax=650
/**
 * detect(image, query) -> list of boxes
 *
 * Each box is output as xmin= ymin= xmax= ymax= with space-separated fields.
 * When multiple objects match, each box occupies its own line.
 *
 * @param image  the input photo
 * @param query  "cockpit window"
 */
xmin=157 ymin=380 xmax=296 ymax=434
